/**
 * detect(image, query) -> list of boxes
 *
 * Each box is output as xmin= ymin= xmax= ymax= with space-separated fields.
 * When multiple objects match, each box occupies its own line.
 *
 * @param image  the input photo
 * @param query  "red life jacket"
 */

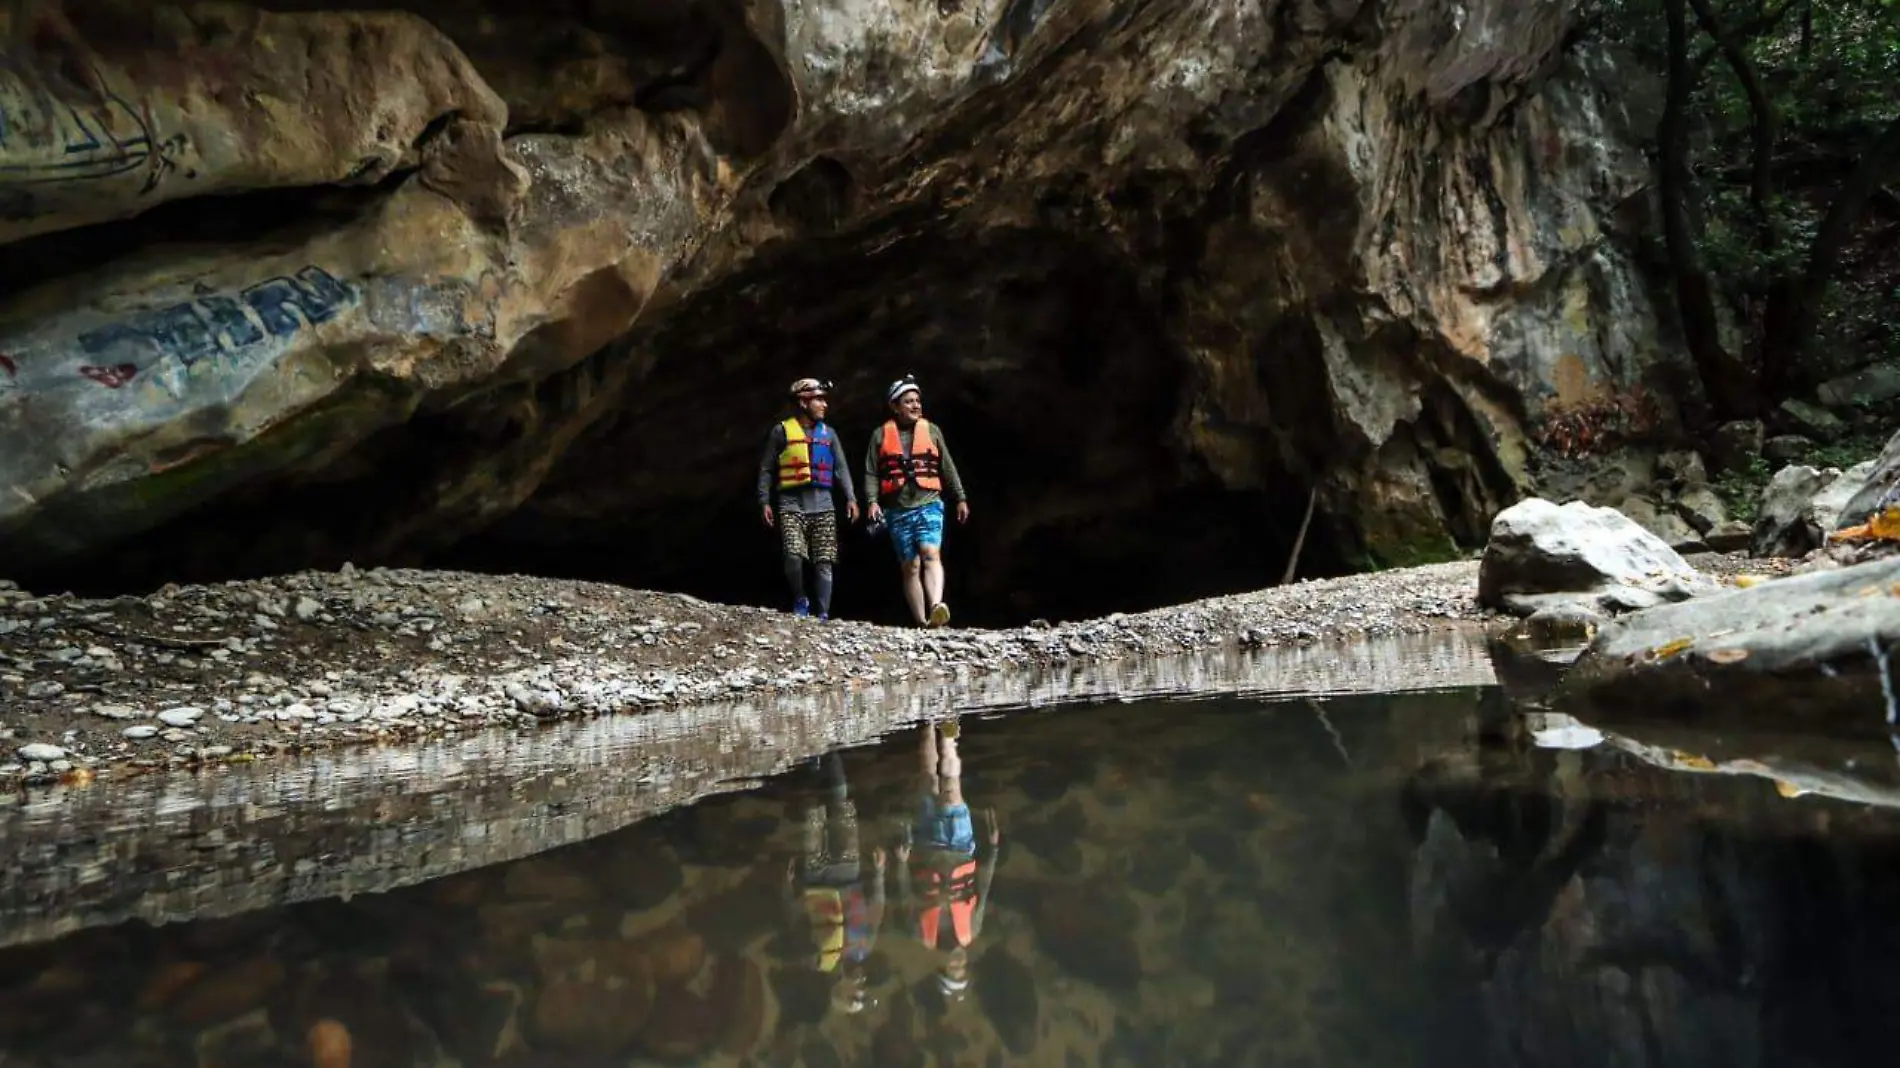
xmin=915 ymin=858 xmax=979 ymax=949
xmin=877 ymin=418 xmax=942 ymax=497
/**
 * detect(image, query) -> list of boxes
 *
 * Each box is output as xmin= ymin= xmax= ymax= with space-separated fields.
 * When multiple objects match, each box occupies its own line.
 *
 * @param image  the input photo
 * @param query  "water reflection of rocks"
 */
xmin=0 ymin=631 xmax=1494 ymax=949
xmin=9 ymin=677 xmax=1900 ymax=1065
xmin=2 ymin=683 xmax=1494 ymax=1068
xmin=1411 ymin=701 xmax=1900 ymax=1067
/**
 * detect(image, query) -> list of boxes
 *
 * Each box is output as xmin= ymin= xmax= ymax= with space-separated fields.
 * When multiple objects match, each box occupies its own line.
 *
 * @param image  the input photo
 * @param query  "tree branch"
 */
xmin=1686 ymin=0 xmax=1781 ymax=254
xmin=1661 ymin=0 xmax=1757 ymax=421
xmin=1691 ymin=0 xmax=1799 ymax=78
xmin=1758 ymin=114 xmax=1900 ymax=394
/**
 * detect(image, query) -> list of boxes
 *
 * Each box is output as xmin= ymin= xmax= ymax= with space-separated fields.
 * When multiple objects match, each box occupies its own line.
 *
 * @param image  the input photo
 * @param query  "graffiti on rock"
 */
xmin=73 ymin=267 xmax=360 ymax=387
xmin=77 ymin=363 xmax=136 ymax=388
xmin=0 ymin=54 xmax=187 ymax=195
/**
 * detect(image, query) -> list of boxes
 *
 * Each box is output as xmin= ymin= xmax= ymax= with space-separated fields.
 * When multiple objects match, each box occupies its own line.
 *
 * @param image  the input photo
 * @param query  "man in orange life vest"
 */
xmin=862 ymin=374 xmax=969 ymax=627
xmin=782 ymin=752 xmax=887 ymax=1015
xmin=895 ymin=721 xmax=999 ymax=1004
xmin=759 ymin=377 xmax=858 ymax=618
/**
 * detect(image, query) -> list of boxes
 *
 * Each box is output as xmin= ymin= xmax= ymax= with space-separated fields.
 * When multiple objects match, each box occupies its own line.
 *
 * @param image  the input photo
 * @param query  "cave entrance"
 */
xmin=12 ymin=224 xmax=1344 ymax=624
xmin=440 ymin=224 xmax=1343 ymax=626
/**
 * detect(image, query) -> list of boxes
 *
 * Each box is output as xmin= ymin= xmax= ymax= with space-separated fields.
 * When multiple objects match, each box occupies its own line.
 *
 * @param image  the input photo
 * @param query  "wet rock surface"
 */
xmin=1559 ymin=556 xmax=1900 ymax=735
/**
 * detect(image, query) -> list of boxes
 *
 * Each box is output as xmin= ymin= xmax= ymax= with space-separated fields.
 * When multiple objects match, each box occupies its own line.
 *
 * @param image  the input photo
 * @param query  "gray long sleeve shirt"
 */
xmin=758 ymin=420 xmax=857 ymax=514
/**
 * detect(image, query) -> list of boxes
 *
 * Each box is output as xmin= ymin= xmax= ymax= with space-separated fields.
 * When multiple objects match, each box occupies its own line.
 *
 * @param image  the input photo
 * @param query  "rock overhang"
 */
xmin=0 ymin=0 xmax=1676 ymax=616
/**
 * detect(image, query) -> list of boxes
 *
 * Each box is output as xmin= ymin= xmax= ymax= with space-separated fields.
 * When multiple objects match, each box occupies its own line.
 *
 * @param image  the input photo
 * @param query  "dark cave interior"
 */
xmin=11 ymin=219 xmax=1340 ymax=626
xmin=437 ymin=221 xmax=1345 ymax=627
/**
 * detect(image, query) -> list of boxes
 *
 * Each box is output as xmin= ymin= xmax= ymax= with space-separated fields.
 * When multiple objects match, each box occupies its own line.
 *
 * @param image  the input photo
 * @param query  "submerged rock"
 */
xmin=1560 ymin=557 xmax=1900 ymax=734
xmin=1478 ymin=498 xmax=1712 ymax=617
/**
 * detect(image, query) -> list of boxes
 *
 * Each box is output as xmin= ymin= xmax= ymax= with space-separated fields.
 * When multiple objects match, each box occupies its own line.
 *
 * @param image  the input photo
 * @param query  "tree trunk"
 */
xmin=1687 ymin=0 xmax=1779 ymax=256
xmin=1758 ymin=113 xmax=1900 ymax=395
xmin=1660 ymin=0 xmax=1757 ymax=422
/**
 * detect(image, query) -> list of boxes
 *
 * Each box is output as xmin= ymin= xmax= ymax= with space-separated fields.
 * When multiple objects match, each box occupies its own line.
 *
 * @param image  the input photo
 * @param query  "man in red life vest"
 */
xmin=759 ymin=377 xmax=858 ymax=618
xmin=782 ymin=752 xmax=886 ymax=1015
xmin=862 ymin=374 xmax=969 ymax=627
xmin=895 ymin=720 xmax=999 ymax=1004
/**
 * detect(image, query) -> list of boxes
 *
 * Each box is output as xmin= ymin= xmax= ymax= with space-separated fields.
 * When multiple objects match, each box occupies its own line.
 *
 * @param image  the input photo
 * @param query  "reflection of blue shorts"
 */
xmin=887 ymin=500 xmax=945 ymax=563
xmin=915 ymin=792 xmax=976 ymax=855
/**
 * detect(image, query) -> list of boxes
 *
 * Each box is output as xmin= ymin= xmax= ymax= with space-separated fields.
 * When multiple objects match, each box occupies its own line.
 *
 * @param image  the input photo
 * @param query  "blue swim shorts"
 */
xmin=915 ymin=791 xmax=976 ymax=855
xmin=886 ymin=500 xmax=945 ymax=563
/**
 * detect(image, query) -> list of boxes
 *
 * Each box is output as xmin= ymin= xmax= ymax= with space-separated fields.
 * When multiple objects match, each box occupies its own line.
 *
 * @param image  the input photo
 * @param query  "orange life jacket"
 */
xmin=877 ymin=418 xmax=942 ymax=497
xmin=915 ymin=858 xmax=979 ymax=949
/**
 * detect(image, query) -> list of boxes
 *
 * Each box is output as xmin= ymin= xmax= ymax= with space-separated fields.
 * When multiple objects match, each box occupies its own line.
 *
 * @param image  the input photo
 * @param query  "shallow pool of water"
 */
xmin=6 ymin=677 xmax=1900 ymax=1067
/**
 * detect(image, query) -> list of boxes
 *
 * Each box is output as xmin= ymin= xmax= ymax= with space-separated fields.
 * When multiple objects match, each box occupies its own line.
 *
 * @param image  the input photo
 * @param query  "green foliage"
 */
xmin=1804 ymin=428 xmax=1891 ymax=469
xmin=1592 ymin=0 xmax=1900 ymax=383
xmin=1708 ymin=428 xmax=1889 ymax=522
xmin=1713 ymin=454 xmax=1773 ymax=523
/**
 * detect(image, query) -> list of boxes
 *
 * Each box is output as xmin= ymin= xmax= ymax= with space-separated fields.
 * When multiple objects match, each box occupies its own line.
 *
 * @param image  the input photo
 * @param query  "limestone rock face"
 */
xmin=0 ymin=0 xmax=1677 ymax=612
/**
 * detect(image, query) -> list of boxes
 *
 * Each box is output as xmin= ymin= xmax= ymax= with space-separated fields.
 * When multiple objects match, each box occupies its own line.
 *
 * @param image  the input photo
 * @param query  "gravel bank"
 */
xmin=0 ymin=553 xmax=1766 ymax=788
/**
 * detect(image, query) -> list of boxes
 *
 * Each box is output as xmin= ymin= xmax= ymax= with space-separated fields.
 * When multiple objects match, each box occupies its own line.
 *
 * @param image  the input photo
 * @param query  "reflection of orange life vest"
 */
xmin=877 ymin=419 xmax=942 ymax=496
xmin=915 ymin=858 xmax=979 ymax=949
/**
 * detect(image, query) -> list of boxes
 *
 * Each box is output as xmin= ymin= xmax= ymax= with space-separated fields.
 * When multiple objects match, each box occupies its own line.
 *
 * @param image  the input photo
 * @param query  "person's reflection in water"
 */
xmin=783 ymin=751 xmax=886 ymax=1016
xmin=897 ymin=719 xmax=1000 ymax=1005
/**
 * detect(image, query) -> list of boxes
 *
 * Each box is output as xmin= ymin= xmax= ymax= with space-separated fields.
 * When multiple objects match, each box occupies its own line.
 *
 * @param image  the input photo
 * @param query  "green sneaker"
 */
xmin=927 ymin=602 xmax=951 ymax=628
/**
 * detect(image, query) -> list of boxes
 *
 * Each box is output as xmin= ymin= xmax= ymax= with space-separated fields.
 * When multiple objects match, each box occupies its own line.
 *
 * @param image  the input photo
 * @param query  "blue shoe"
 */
xmin=793 ymin=598 xmax=811 ymax=617
xmin=818 ymin=612 xmax=830 ymax=621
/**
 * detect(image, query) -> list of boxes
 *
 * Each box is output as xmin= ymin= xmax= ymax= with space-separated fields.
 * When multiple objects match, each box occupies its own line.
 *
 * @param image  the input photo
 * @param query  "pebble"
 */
xmin=25 ymin=681 xmax=64 ymax=699
xmin=17 ymin=743 xmax=66 ymax=762
xmin=0 ymin=558 xmax=1505 ymax=788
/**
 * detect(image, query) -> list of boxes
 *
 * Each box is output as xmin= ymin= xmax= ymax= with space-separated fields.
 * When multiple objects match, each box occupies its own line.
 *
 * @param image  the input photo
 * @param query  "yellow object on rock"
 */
xmin=1829 ymin=505 xmax=1900 ymax=544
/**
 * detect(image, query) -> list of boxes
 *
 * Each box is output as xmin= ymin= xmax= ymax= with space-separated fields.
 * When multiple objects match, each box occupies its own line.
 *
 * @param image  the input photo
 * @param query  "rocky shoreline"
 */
xmin=0 ymin=552 xmax=1788 ymax=791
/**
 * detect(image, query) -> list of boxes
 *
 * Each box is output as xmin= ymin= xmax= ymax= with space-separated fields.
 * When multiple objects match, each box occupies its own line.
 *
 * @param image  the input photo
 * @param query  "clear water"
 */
xmin=5 ymin=677 xmax=1900 ymax=1067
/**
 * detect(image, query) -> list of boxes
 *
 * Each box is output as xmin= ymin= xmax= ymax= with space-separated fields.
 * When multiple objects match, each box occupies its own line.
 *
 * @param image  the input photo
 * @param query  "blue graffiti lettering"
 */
xmin=196 ymin=294 xmax=263 ymax=349
xmin=241 ymin=267 xmax=353 ymax=337
xmin=77 ymin=321 xmax=161 ymax=362
xmin=142 ymin=303 xmax=220 ymax=367
xmin=72 ymin=266 xmax=358 ymax=386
